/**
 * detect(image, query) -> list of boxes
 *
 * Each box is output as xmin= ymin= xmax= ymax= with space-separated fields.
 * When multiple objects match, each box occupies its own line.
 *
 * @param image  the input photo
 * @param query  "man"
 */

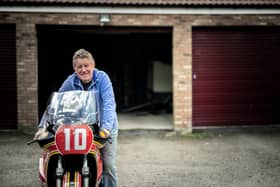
xmin=35 ymin=48 xmax=118 ymax=187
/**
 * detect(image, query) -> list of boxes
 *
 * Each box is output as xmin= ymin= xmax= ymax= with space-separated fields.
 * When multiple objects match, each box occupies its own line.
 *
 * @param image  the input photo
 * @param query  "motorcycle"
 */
xmin=28 ymin=90 xmax=109 ymax=187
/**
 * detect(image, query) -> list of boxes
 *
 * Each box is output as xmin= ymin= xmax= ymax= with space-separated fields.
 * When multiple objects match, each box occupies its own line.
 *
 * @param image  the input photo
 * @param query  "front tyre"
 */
xmin=62 ymin=171 xmax=82 ymax=187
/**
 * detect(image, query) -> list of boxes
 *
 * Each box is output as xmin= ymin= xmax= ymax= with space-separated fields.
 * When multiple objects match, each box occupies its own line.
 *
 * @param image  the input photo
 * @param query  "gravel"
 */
xmin=0 ymin=129 xmax=280 ymax=187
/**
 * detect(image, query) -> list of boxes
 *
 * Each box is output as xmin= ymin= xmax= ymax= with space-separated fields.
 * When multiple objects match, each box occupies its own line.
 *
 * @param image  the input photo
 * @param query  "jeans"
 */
xmin=101 ymin=131 xmax=118 ymax=187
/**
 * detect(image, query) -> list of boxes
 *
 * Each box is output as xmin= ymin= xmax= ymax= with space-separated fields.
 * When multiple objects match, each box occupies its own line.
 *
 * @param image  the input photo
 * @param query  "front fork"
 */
xmin=56 ymin=155 xmax=90 ymax=187
xmin=82 ymin=155 xmax=90 ymax=187
xmin=56 ymin=155 xmax=64 ymax=187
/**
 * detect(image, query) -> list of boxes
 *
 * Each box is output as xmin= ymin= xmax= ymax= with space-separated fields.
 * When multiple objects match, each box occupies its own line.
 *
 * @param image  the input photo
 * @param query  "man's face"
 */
xmin=74 ymin=58 xmax=94 ymax=83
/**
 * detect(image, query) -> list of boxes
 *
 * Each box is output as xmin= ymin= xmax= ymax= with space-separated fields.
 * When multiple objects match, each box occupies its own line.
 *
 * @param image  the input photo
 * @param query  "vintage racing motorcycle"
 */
xmin=28 ymin=90 xmax=109 ymax=187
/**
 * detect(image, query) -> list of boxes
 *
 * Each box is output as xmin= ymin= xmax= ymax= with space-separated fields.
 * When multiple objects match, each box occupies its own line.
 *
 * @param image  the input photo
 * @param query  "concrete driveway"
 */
xmin=0 ymin=129 xmax=280 ymax=187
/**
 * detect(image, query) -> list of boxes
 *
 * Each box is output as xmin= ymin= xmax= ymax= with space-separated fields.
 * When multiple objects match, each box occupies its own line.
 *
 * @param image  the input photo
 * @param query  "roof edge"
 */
xmin=1 ymin=6 xmax=280 ymax=15
xmin=1 ymin=0 xmax=280 ymax=6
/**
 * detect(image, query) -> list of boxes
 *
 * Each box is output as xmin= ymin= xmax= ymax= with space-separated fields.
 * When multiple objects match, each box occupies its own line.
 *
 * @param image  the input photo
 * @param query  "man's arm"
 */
xmin=99 ymin=72 xmax=116 ymax=133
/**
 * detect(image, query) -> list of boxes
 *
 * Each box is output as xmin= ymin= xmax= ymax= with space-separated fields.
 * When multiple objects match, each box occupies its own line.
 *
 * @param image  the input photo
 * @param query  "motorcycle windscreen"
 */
xmin=46 ymin=90 xmax=99 ymax=126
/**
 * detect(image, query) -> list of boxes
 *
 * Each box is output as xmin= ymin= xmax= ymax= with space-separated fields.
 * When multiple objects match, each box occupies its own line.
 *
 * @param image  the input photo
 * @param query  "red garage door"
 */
xmin=192 ymin=27 xmax=280 ymax=127
xmin=0 ymin=24 xmax=17 ymax=129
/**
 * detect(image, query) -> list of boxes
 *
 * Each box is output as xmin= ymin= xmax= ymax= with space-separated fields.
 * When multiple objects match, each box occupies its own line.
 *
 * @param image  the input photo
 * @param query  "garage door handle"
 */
xmin=193 ymin=73 xmax=197 ymax=80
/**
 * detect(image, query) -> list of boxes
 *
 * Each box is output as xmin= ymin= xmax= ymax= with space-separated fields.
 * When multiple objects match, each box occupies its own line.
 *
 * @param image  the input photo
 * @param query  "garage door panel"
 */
xmin=194 ymin=104 xmax=280 ymax=126
xmin=192 ymin=26 xmax=280 ymax=126
xmin=194 ymin=94 xmax=271 ymax=105
xmin=0 ymin=24 xmax=17 ymax=129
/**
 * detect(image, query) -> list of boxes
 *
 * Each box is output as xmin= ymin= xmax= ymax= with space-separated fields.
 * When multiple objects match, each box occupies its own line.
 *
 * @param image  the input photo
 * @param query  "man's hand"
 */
xmin=33 ymin=128 xmax=48 ymax=140
xmin=99 ymin=129 xmax=110 ymax=138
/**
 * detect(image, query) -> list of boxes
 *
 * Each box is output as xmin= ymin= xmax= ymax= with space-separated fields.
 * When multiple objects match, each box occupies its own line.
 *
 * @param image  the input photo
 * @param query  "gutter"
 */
xmin=0 ymin=6 xmax=280 ymax=15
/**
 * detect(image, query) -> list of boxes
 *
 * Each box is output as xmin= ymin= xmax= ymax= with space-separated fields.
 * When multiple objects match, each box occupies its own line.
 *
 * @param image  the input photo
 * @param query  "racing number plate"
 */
xmin=55 ymin=124 xmax=93 ymax=155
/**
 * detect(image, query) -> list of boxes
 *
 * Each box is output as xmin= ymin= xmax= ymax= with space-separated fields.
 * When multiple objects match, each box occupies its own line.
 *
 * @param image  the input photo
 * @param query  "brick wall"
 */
xmin=16 ymin=22 xmax=38 ymax=132
xmin=0 ymin=12 xmax=280 ymax=131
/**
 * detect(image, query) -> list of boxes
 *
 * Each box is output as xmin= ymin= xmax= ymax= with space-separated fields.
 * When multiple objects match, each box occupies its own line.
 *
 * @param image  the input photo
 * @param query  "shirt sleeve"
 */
xmin=58 ymin=76 xmax=72 ymax=92
xmin=99 ymin=73 xmax=116 ymax=132
xmin=38 ymin=110 xmax=48 ymax=128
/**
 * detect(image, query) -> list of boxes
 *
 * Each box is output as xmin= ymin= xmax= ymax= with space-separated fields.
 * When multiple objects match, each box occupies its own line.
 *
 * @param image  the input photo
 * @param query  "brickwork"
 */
xmin=0 ymin=12 xmax=280 ymax=131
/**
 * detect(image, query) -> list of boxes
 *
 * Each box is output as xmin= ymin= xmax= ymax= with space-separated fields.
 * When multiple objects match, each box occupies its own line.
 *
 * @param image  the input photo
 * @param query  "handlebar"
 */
xmin=27 ymin=139 xmax=37 ymax=145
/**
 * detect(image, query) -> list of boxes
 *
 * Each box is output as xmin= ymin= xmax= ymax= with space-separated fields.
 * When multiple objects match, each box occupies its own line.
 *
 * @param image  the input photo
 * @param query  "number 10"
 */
xmin=64 ymin=128 xmax=87 ymax=151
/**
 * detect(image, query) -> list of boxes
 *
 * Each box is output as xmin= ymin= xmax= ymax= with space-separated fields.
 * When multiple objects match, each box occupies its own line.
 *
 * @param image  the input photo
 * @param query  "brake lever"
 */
xmin=27 ymin=139 xmax=37 ymax=145
xmin=94 ymin=134 xmax=112 ymax=144
xmin=108 ymin=136 xmax=112 ymax=144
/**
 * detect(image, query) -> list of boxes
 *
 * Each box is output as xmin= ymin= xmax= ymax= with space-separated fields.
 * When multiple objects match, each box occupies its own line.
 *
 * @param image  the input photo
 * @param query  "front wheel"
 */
xmin=62 ymin=171 xmax=83 ymax=187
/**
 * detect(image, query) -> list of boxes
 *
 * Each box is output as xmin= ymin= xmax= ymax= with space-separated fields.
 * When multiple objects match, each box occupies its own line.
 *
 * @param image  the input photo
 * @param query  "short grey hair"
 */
xmin=72 ymin=48 xmax=95 ymax=67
